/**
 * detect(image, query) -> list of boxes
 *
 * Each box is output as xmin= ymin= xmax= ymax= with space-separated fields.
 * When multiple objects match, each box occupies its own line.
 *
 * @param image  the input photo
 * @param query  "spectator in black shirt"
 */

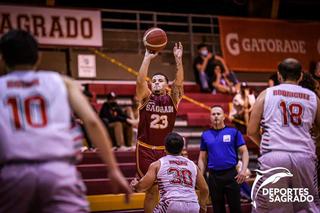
xmin=99 ymin=92 xmax=132 ymax=151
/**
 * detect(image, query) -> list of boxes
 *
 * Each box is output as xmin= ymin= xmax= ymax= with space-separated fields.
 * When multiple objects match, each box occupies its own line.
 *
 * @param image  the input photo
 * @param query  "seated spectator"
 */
xmin=212 ymin=63 xmax=240 ymax=94
xmin=99 ymin=92 xmax=133 ymax=151
xmin=268 ymin=72 xmax=280 ymax=87
xmin=193 ymin=44 xmax=232 ymax=93
xmin=229 ymin=82 xmax=255 ymax=133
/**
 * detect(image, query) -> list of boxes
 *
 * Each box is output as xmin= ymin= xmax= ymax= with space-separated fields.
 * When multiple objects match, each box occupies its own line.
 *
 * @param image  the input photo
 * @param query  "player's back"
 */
xmin=138 ymin=93 xmax=177 ymax=146
xmin=0 ymin=71 xmax=74 ymax=163
xmin=157 ymin=155 xmax=198 ymax=203
xmin=262 ymin=83 xmax=317 ymax=155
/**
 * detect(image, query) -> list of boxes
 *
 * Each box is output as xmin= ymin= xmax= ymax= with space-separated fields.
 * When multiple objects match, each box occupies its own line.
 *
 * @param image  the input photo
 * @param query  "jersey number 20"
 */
xmin=6 ymin=95 xmax=48 ymax=130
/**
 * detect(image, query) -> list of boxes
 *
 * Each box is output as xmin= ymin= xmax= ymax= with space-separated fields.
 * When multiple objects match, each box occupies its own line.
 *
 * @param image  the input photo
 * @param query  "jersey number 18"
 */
xmin=279 ymin=101 xmax=304 ymax=126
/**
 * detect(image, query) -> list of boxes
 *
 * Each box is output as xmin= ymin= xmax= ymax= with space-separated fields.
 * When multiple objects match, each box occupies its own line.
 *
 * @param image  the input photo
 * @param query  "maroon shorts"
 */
xmin=136 ymin=141 xmax=166 ymax=178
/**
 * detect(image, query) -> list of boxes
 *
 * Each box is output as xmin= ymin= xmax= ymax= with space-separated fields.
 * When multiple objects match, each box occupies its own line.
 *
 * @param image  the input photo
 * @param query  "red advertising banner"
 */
xmin=219 ymin=17 xmax=320 ymax=72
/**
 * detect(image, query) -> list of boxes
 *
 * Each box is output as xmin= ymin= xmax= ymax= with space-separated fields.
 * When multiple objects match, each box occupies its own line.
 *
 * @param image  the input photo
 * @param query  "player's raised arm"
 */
xmin=171 ymin=42 xmax=184 ymax=105
xmin=63 ymin=76 xmax=132 ymax=201
xmin=136 ymin=50 xmax=157 ymax=101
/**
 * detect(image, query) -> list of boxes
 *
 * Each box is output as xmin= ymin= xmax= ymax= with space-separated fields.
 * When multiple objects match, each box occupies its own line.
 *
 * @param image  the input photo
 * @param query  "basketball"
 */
xmin=143 ymin=27 xmax=167 ymax=52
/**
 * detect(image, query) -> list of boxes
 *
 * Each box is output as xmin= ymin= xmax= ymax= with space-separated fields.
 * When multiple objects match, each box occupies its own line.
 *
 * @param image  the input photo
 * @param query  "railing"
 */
xmin=100 ymin=9 xmax=222 ymax=61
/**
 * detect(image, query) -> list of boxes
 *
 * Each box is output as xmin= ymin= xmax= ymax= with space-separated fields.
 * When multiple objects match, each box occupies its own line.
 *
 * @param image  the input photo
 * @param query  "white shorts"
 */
xmin=153 ymin=200 xmax=199 ymax=213
xmin=252 ymin=151 xmax=320 ymax=213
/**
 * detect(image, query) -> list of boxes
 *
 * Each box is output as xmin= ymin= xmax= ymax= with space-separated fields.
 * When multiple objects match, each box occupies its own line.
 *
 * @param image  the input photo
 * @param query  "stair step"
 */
xmin=77 ymin=163 xmax=136 ymax=179
xmin=183 ymin=93 xmax=233 ymax=102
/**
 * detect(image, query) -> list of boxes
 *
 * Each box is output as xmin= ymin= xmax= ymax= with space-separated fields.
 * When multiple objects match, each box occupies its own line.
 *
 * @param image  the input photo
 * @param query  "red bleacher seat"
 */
xmin=92 ymin=103 xmax=103 ymax=112
xmin=105 ymin=84 xmax=136 ymax=96
xmin=87 ymin=83 xmax=205 ymax=96
xmin=183 ymin=93 xmax=233 ymax=102
xmin=77 ymin=163 xmax=136 ymax=179
xmin=88 ymin=84 xmax=106 ymax=95
xmin=81 ymin=151 xmax=136 ymax=164
xmin=84 ymin=178 xmax=134 ymax=195
xmin=186 ymin=112 xmax=210 ymax=126
xmin=178 ymin=102 xmax=229 ymax=116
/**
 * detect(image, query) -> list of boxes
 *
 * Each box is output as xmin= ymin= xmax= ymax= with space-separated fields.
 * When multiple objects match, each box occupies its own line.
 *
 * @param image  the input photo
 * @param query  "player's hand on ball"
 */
xmin=144 ymin=49 xmax=158 ymax=60
xmin=173 ymin=42 xmax=183 ymax=64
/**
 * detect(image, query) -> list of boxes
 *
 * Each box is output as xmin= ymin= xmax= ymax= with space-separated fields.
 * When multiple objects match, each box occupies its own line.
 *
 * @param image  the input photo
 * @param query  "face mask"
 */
xmin=200 ymin=50 xmax=208 ymax=57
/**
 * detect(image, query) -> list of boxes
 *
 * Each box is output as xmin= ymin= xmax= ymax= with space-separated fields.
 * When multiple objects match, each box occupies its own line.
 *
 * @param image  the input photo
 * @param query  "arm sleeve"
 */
xmin=236 ymin=130 xmax=245 ymax=147
xmin=200 ymin=133 xmax=207 ymax=151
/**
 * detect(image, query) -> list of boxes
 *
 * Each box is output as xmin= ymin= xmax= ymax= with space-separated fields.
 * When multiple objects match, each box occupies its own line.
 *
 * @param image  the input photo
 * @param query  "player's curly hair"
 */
xmin=0 ymin=29 xmax=38 ymax=68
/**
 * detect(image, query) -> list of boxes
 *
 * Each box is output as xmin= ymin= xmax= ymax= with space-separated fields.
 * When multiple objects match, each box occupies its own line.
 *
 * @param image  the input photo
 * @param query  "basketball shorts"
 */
xmin=136 ymin=140 xmax=166 ymax=178
xmin=153 ymin=200 xmax=200 ymax=213
xmin=0 ymin=161 xmax=89 ymax=213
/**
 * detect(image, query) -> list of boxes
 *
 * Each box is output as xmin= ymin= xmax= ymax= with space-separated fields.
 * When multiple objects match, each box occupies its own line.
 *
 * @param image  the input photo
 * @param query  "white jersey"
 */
xmin=157 ymin=155 xmax=198 ymax=203
xmin=261 ymin=84 xmax=318 ymax=156
xmin=0 ymin=71 xmax=75 ymax=163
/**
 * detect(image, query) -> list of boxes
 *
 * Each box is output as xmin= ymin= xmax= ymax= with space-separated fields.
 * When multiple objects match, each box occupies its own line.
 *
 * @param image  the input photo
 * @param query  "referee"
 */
xmin=198 ymin=105 xmax=249 ymax=213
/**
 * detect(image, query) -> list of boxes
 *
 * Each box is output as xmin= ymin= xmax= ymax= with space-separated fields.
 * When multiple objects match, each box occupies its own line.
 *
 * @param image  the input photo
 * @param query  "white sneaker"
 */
xmin=117 ymin=146 xmax=129 ymax=151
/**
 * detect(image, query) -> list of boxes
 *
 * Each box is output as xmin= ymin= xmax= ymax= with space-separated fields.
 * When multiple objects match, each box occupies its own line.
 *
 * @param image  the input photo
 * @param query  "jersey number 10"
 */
xmin=6 ymin=95 xmax=48 ymax=130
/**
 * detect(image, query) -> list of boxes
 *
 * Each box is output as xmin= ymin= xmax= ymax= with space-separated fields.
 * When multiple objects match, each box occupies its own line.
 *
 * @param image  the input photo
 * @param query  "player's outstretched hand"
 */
xmin=173 ymin=42 xmax=183 ymax=62
xmin=144 ymin=49 xmax=158 ymax=60
xmin=108 ymin=169 xmax=133 ymax=203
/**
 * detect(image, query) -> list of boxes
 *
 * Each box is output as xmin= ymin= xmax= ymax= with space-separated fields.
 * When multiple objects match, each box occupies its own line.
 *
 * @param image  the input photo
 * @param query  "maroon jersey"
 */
xmin=138 ymin=93 xmax=177 ymax=146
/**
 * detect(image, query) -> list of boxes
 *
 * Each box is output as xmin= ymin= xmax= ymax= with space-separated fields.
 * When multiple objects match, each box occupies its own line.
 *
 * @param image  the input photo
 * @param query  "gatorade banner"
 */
xmin=0 ymin=5 xmax=102 ymax=47
xmin=219 ymin=17 xmax=320 ymax=71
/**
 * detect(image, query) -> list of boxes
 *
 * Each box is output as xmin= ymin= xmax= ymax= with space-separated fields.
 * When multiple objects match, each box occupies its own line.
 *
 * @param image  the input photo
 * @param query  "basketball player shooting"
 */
xmin=135 ymin=42 xmax=184 ymax=213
